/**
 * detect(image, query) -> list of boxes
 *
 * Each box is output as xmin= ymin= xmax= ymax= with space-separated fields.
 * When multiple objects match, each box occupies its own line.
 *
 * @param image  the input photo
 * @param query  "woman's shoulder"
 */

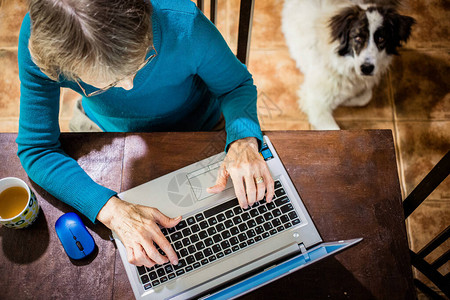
xmin=152 ymin=0 xmax=198 ymax=16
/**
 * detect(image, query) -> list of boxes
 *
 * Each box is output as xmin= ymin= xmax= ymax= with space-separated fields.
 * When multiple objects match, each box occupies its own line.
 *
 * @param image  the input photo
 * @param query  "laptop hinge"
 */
xmin=299 ymin=243 xmax=310 ymax=262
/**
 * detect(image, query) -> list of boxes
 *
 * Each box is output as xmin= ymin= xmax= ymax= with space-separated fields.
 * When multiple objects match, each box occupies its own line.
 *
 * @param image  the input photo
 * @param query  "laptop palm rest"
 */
xmin=170 ymin=243 xmax=301 ymax=300
xmin=204 ymin=238 xmax=363 ymax=300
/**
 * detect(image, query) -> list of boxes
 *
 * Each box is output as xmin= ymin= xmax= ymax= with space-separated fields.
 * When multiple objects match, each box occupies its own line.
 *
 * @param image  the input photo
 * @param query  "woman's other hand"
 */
xmin=207 ymin=137 xmax=275 ymax=208
xmin=97 ymin=196 xmax=181 ymax=268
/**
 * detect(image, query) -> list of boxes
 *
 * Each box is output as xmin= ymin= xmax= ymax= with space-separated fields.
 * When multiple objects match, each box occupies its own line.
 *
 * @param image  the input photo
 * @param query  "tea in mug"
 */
xmin=0 ymin=186 xmax=29 ymax=219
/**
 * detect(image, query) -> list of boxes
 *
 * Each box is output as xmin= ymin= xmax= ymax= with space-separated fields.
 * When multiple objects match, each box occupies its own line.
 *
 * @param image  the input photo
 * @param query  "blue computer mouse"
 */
xmin=55 ymin=212 xmax=95 ymax=260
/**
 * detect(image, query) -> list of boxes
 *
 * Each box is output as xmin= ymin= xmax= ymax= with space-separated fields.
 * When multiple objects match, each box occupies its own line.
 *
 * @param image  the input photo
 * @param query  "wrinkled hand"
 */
xmin=97 ymin=196 xmax=181 ymax=268
xmin=207 ymin=137 xmax=275 ymax=208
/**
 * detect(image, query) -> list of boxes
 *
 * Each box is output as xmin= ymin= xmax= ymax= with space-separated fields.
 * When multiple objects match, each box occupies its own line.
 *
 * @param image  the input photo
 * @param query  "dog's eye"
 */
xmin=354 ymin=36 xmax=363 ymax=43
xmin=377 ymin=36 xmax=385 ymax=43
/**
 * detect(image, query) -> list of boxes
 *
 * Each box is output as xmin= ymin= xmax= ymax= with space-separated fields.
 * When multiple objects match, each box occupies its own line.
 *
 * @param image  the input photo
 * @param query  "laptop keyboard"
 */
xmin=136 ymin=179 xmax=301 ymax=290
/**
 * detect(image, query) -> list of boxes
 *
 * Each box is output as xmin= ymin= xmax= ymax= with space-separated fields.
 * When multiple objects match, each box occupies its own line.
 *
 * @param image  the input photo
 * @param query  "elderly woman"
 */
xmin=17 ymin=0 xmax=274 ymax=268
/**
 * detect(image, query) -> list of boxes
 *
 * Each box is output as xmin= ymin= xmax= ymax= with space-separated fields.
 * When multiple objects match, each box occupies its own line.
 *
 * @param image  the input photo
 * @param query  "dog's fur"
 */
xmin=282 ymin=0 xmax=415 ymax=130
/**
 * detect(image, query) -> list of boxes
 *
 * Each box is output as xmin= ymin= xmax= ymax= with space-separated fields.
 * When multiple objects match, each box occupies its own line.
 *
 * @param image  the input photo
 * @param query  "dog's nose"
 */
xmin=360 ymin=63 xmax=375 ymax=75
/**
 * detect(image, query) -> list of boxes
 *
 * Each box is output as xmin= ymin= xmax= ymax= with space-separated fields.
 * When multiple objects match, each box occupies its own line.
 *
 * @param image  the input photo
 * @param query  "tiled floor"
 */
xmin=1 ymin=0 xmax=449 ymax=297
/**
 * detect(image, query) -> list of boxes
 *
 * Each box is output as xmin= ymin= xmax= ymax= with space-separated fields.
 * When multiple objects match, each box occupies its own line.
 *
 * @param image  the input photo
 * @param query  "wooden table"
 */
xmin=0 ymin=131 xmax=415 ymax=299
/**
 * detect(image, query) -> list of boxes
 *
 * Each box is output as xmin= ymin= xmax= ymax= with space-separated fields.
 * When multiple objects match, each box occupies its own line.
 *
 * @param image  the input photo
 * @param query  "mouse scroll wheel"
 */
xmin=76 ymin=241 xmax=84 ymax=251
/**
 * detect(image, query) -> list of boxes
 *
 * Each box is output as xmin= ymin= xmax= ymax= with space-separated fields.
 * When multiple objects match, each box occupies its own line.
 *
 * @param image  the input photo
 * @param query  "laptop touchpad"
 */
xmin=188 ymin=167 xmax=233 ymax=201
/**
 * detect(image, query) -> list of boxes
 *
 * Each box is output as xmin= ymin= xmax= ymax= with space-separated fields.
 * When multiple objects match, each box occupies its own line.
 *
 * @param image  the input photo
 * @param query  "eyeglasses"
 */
xmin=76 ymin=45 xmax=157 ymax=97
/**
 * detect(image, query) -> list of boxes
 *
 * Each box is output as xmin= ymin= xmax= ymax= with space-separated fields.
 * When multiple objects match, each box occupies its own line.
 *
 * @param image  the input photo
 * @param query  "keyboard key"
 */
xmin=182 ymin=228 xmax=192 ymax=236
xmin=239 ymin=242 xmax=247 ymax=249
xmin=280 ymin=215 xmax=289 ymax=223
xmin=288 ymin=211 xmax=298 ymax=220
xmin=263 ymin=223 xmax=273 ymax=231
xmin=207 ymin=227 xmax=217 ymax=236
xmin=230 ymin=227 xmax=239 ymax=235
xmin=180 ymin=248 xmax=188 ymax=257
xmin=149 ymin=271 xmax=157 ymax=280
xmin=160 ymin=276 xmax=168 ymax=283
xmin=224 ymin=220 xmax=234 ymax=228
xmin=238 ymin=223 xmax=248 ymax=232
xmin=161 ymin=228 xmax=168 ymax=236
xmin=188 ymin=245 xmax=196 ymax=254
xmin=152 ymin=280 xmax=161 ymax=287
xmin=275 ymin=181 xmax=282 ymax=189
xmin=165 ymin=265 xmax=174 ymax=273
xmin=224 ymin=249 xmax=232 ymax=255
xmin=194 ymin=251 xmax=204 ymax=260
xmin=212 ymin=244 xmax=222 ymax=253
xmin=273 ymin=208 xmax=282 ymax=217
xmin=275 ymin=196 xmax=289 ymax=207
xmin=247 ymin=219 xmax=257 ymax=228
xmin=248 ymin=239 xmax=255 ymax=245
xmin=141 ymin=274 xmax=150 ymax=284
xmin=255 ymin=236 xmax=262 ymax=242
xmin=272 ymin=218 xmax=281 ymax=227
xmin=262 ymin=232 xmax=270 ymax=238
xmin=225 ymin=210 xmax=234 ymax=218
xmin=233 ymin=207 xmax=243 ymax=215
xmin=137 ymin=266 xmax=146 ymax=275
xmin=284 ymin=222 xmax=292 ymax=229
xmin=247 ymin=229 xmax=256 ymax=238
xmin=182 ymin=238 xmax=191 ymax=247
xmin=233 ymin=216 xmax=242 ymax=225
xmin=217 ymin=213 xmax=226 ymax=222
xmin=221 ymin=240 xmax=231 ymax=249
xmin=195 ymin=213 xmax=204 ymax=222
xmin=200 ymin=221 xmax=208 ymax=229
xmin=263 ymin=212 xmax=273 ymax=221
xmin=191 ymin=224 xmax=200 ymax=233
xmin=270 ymin=229 xmax=278 ymax=235
xmin=204 ymin=248 xmax=213 ymax=257
xmin=195 ymin=241 xmax=205 ymax=251
xmin=242 ymin=212 xmax=250 ymax=221
xmin=292 ymin=219 xmax=301 ymax=225
xmin=221 ymin=230 xmax=231 ymax=239
xmin=168 ymin=273 xmax=176 ymax=280
xmin=232 ymin=246 xmax=240 ymax=252
xmin=275 ymin=188 xmax=286 ymax=198
xmin=217 ymin=252 xmax=224 ymax=259
xmin=174 ymin=259 xmax=186 ymax=270
xmin=215 ymin=223 xmax=225 ymax=232
xmin=199 ymin=230 xmax=208 ymax=239
xmin=255 ymin=216 xmax=265 ymax=224
xmin=174 ymin=241 xmax=183 ymax=250
xmin=168 ymin=227 xmax=176 ymax=234
xmin=208 ymin=217 xmax=218 ymax=226
xmin=280 ymin=204 xmax=294 ymax=213
xmin=186 ymin=255 xmax=195 ymax=265
xmin=209 ymin=255 xmax=217 ymax=262
xmin=213 ymin=234 xmax=222 ymax=243
xmin=176 ymin=220 xmax=187 ymax=230
xmin=171 ymin=232 xmax=183 ymax=241
xmin=258 ymin=206 xmax=267 ymax=214
xmin=255 ymin=226 xmax=264 ymax=235
xmin=187 ymin=217 xmax=196 ymax=226
xmin=185 ymin=266 xmax=193 ymax=272
xmin=190 ymin=234 xmax=199 ymax=243
xmin=238 ymin=233 xmax=247 ymax=242
xmin=157 ymin=268 xmax=165 ymax=277
xmin=250 ymin=209 xmax=259 ymax=217
xmin=230 ymin=237 xmax=239 ymax=245
xmin=267 ymin=202 xmax=276 ymax=210
xmin=201 ymin=259 xmax=209 ymax=265
xmin=193 ymin=262 xmax=201 ymax=269
xmin=277 ymin=226 xmax=284 ymax=232
xmin=204 ymin=199 xmax=236 ymax=218
xmin=205 ymin=238 xmax=214 ymax=247
xmin=176 ymin=270 xmax=185 ymax=276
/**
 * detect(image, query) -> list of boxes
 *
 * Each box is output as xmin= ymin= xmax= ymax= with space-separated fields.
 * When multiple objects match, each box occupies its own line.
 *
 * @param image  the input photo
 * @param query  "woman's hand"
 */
xmin=207 ymin=137 xmax=275 ymax=208
xmin=97 ymin=196 xmax=181 ymax=268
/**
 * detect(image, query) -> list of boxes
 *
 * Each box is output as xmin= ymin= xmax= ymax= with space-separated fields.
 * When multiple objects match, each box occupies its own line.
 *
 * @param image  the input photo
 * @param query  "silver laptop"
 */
xmin=114 ymin=136 xmax=362 ymax=299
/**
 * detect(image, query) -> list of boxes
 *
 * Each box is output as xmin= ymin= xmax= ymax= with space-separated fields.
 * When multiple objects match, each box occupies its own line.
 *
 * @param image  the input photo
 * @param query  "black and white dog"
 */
xmin=282 ymin=0 xmax=415 ymax=130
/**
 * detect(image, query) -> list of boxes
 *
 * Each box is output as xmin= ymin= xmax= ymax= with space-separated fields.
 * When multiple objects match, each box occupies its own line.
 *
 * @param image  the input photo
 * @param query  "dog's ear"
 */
xmin=329 ymin=6 xmax=363 ymax=56
xmin=385 ymin=10 xmax=416 ymax=54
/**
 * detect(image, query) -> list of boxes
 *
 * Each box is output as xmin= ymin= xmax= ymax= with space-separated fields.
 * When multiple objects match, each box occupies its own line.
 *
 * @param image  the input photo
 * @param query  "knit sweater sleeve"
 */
xmin=192 ymin=9 xmax=263 ymax=151
xmin=16 ymin=14 xmax=117 ymax=223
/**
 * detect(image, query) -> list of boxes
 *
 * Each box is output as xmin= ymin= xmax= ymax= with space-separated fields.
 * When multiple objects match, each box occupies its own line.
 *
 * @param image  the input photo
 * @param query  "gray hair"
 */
xmin=28 ymin=0 xmax=152 ymax=82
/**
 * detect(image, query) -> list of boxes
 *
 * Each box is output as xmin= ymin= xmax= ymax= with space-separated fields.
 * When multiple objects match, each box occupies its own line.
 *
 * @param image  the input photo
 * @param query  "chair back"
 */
xmin=403 ymin=151 xmax=450 ymax=298
xmin=196 ymin=0 xmax=255 ymax=65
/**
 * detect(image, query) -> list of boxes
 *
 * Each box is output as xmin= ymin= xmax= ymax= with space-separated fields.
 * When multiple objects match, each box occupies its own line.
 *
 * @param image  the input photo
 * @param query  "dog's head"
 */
xmin=329 ymin=6 xmax=415 ymax=77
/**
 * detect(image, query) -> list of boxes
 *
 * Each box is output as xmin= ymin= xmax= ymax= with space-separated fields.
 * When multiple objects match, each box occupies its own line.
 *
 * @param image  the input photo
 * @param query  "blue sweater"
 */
xmin=16 ymin=0 xmax=263 ymax=223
